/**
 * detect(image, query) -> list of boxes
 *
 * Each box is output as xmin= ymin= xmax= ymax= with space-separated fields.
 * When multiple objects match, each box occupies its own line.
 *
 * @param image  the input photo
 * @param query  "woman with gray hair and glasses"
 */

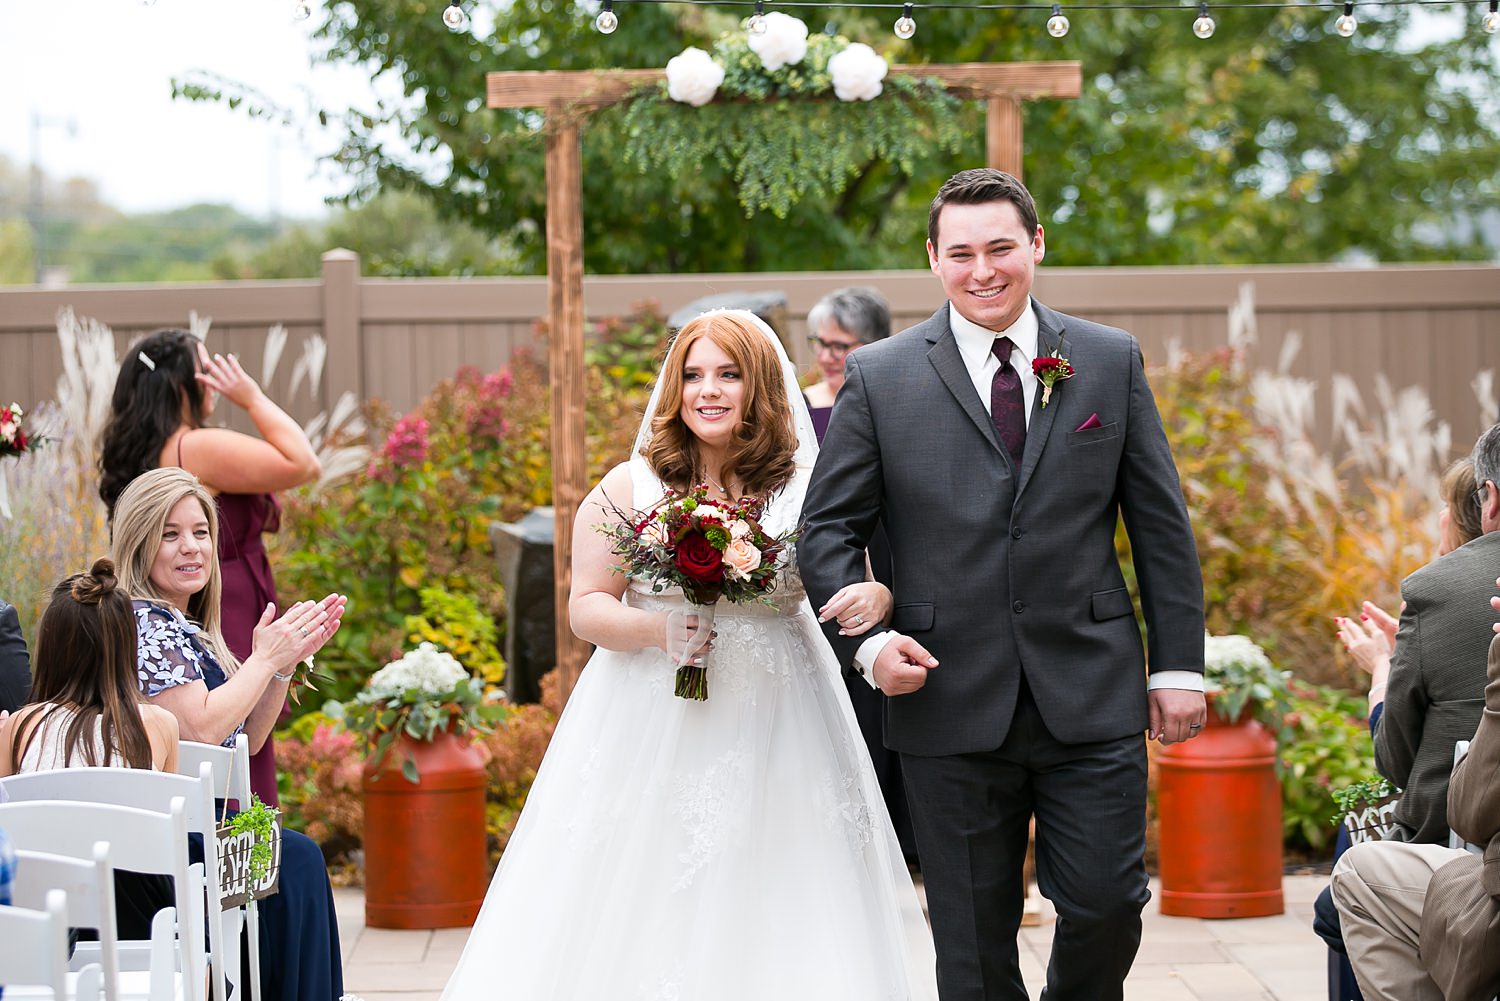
xmin=802 ymin=286 xmax=918 ymax=866
xmin=803 ymin=287 xmax=892 ymax=441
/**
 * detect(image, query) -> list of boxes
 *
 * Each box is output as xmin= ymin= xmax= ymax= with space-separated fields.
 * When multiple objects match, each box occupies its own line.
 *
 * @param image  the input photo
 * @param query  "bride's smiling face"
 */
xmin=679 ymin=336 xmax=745 ymax=452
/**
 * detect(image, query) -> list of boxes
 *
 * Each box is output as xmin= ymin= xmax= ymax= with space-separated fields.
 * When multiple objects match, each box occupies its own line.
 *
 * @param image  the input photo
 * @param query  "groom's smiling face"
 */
xmin=927 ymin=200 xmax=1045 ymax=333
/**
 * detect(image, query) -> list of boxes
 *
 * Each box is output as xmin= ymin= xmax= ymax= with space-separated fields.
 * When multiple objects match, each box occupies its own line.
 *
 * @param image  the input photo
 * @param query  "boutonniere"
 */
xmin=1032 ymin=352 xmax=1076 ymax=408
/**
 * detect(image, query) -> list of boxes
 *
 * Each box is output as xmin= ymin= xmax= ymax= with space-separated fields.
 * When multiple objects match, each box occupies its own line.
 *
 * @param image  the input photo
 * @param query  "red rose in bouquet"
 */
xmin=675 ymin=532 xmax=726 ymax=585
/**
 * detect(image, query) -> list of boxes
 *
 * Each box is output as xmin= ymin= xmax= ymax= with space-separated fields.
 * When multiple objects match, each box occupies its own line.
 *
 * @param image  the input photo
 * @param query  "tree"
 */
xmin=227 ymin=189 xmax=522 ymax=278
xmin=178 ymin=1 xmax=1500 ymax=273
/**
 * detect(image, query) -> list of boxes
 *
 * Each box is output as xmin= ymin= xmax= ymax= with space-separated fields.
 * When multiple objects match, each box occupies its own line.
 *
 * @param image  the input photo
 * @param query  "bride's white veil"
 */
xmin=628 ymin=309 xmax=818 ymax=536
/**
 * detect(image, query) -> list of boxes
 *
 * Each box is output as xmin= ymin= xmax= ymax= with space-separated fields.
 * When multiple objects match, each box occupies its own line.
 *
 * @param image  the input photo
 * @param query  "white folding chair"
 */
xmin=0 ymin=794 xmax=207 ymax=1001
xmin=0 ymin=889 xmax=104 ymax=1001
xmin=1450 ymin=740 xmax=1483 ymax=856
xmin=175 ymin=737 xmax=262 ymax=1001
xmin=12 ymin=843 xmax=122 ymax=1001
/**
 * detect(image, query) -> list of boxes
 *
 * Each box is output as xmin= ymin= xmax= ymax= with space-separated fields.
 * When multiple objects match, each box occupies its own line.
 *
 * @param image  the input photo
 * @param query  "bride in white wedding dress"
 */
xmin=440 ymin=310 xmax=937 ymax=1001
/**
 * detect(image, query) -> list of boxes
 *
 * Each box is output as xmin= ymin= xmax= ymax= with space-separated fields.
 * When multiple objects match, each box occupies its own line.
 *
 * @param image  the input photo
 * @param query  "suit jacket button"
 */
xmin=1011 ymin=526 xmax=1022 ymax=539
xmin=1012 ymin=600 xmax=1025 ymax=613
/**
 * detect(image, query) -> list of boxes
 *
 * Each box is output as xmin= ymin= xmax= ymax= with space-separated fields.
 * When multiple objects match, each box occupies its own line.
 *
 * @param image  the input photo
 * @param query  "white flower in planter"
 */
xmin=747 ymin=12 xmax=809 ymax=72
xmin=665 ymin=46 xmax=726 ymax=107
xmin=827 ymin=43 xmax=888 ymax=102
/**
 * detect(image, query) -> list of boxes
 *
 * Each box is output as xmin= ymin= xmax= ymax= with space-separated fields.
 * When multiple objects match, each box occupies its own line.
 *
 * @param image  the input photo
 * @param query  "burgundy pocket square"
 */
xmin=1075 ymin=413 xmax=1103 ymax=432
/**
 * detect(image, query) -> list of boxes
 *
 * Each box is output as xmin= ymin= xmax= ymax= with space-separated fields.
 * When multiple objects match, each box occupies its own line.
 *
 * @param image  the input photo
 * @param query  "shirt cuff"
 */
xmin=853 ymin=631 xmax=899 ymax=689
xmin=1147 ymin=670 xmax=1205 ymax=692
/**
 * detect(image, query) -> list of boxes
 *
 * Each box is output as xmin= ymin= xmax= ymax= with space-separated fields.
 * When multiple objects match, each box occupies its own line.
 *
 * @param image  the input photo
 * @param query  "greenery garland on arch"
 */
xmin=618 ymin=26 xmax=966 ymax=219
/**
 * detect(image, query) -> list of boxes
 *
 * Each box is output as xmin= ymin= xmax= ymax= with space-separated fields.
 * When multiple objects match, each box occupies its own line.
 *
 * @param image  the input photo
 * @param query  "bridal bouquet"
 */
xmin=0 ymin=403 xmax=34 ymax=458
xmin=599 ymin=485 xmax=797 ymax=700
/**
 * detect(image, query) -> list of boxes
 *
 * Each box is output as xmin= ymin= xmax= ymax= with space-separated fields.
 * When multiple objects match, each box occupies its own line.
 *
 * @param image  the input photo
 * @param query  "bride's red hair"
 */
xmin=641 ymin=313 xmax=798 ymax=498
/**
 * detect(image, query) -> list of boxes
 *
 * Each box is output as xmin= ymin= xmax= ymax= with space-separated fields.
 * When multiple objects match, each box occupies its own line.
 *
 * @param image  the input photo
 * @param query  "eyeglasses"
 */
xmin=807 ymin=335 xmax=861 ymax=358
xmin=1476 ymin=481 xmax=1493 ymax=512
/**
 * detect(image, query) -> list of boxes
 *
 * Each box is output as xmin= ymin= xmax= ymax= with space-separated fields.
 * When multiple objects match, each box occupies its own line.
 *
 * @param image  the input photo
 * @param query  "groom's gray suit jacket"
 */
xmin=801 ymin=301 xmax=1205 ymax=756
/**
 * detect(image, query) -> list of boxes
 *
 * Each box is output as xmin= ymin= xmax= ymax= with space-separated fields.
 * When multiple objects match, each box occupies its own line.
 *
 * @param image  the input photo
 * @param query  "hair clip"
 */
xmin=138 ymin=351 xmax=157 ymax=371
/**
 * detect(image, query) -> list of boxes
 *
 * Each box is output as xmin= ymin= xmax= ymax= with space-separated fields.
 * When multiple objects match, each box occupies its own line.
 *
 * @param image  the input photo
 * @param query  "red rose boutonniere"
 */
xmin=1032 ymin=353 xmax=1075 ymax=409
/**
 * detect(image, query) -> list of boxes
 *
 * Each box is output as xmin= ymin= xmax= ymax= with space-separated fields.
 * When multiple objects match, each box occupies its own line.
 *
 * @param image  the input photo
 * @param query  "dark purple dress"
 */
xmin=216 ymin=491 xmax=285 ymax=807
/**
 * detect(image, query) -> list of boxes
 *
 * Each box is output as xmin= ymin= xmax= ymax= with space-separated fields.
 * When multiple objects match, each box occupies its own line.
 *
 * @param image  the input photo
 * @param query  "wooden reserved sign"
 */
xmin=216 ymin=821 xmax=283 ymax=909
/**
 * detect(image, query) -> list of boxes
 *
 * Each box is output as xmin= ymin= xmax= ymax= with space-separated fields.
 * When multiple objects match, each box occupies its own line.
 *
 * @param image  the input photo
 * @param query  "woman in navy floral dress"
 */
xmin=112 ymin=467 xmax=348 ymax=1001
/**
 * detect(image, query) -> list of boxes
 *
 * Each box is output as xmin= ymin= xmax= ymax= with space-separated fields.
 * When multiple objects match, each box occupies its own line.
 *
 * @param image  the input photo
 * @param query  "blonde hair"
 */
xmin=109 ymin=467 xmax=241 ymax=676
xmin=641 ymin=313 xmax=798 ymax=498
xmin=1439 ymin=456 xmax=1483 ymax=546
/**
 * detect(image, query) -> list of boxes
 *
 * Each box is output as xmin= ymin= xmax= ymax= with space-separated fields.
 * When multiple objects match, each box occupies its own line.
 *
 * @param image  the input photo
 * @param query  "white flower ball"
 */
xmin=827 ymin=43 xmax=888 ymax=102
xmin=747 ymin=12 xmax=809 ymax=72
xmin=368 ymin=642 xmax=470 ymax=701
xmin=665 ymin=46 xmax=725 ymax=107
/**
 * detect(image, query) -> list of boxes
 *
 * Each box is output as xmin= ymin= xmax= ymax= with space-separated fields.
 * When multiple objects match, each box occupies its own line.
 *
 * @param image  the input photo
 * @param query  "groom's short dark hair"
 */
xmin=927 ymin=169 xmax=1039 ymax=248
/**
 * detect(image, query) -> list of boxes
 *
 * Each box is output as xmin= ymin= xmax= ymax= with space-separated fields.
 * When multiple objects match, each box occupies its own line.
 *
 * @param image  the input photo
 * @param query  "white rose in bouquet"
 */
xmin=827 ymin=43 xmax=888 ymax=102
xmin=665 ymin=46 xmax=725 ymax=107
xmin=748 ymin=12 xmax=809 ymax=72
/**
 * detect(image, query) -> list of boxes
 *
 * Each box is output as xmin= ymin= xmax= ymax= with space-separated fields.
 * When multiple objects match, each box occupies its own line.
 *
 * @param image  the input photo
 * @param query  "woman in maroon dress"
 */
xmin=99 ymin=329 xmax=321 ymax=804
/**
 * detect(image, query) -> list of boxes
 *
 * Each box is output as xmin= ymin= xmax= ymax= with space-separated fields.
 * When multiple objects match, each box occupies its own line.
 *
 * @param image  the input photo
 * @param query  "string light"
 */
xmin=1335 ymin=0 xmax=1357 ymax=33
xmin=1485 ymin=0 xmax=1499 ymax=32
xmin=1192 ymin=1 xmax=1215 ymax=36
xmin=293 ymin=0 xmax=313 ymax=19
xmin=894 ymin=2 xmax=917 ymax=36
xmin=748 ymin=0 xmax=769 ymax=33
xmin=443 ymin=0 xmax=468 ymax=29
xmin=596 ymin=0 xmax=620 ymax=31
xmin=1047 ymin=2 xmax=1070 ymax=34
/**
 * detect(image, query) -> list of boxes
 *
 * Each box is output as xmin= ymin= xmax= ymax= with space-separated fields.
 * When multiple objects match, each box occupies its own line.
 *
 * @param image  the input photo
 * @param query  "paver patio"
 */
xmin=337 ymin=873 xmax=1332 ymax=1001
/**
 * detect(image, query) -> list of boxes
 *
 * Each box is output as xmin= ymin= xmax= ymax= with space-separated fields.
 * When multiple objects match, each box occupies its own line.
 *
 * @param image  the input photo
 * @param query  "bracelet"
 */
xmin=271 ymin=667 xmax=296 ymax=683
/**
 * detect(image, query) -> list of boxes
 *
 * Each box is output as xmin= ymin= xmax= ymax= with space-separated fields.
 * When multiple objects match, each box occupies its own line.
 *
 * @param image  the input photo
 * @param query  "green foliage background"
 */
xmin=169 ymin=1 xmax=1500 ymax=274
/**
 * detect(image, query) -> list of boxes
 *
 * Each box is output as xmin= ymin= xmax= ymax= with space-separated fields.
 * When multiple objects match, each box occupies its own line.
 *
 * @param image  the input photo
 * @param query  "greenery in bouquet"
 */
xmin=327 ymin=642 xmax=505 ymax=783
xmin=1203 ymin=632 xmax=1293 ymax=730
xmin=616 ymin=15 xmax=964 ymax=217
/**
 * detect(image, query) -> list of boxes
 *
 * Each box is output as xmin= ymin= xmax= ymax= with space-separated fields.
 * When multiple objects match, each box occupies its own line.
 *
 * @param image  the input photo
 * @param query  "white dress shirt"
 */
xmin=851 ymin=299 xmax=1202 ymax=694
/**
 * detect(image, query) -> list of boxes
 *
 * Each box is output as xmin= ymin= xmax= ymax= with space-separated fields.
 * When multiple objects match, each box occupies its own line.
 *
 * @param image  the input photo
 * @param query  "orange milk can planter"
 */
xmin=1156 ymin=702 xmax=1284 ymax=918
xmin=362 ymin=728 xmax=488 ymax=929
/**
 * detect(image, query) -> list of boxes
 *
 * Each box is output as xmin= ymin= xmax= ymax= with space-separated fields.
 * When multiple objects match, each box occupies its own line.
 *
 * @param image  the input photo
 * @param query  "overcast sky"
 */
xmin=0 ymin=0 xmax=383 ymax=221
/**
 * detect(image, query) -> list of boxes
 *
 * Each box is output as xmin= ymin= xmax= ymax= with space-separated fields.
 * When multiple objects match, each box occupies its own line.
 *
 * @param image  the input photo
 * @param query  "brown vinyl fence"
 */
xmin=2 ymin=251 xmax=1497 ymax=450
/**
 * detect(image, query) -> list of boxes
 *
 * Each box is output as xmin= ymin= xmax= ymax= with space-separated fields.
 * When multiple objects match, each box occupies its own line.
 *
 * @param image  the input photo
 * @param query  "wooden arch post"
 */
xmin=487 ymin=61 xmax=1082 ymax=703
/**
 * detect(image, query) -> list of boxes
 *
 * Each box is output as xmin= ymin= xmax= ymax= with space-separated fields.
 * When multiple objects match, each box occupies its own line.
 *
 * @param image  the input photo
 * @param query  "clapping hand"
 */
xmin=818 ymin=581 xmax=891 ymax=637
xmin=1334 ymin=600 xmax=1401 ymax=675
xmin=1492 ymin=576 xmax=1500 ymax=633
xmin=872 ymin=635 xmax=937 ymax=696
xmin=252 ymin=594 xmax=347 ymax=674
xmin=195 ymin=342 xmax=264 ymax=410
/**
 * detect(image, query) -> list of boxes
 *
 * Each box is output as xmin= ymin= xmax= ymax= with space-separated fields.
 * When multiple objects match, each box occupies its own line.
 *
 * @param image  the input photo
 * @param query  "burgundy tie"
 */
xmin=990 ymin=336 xmax=1026 ymax=466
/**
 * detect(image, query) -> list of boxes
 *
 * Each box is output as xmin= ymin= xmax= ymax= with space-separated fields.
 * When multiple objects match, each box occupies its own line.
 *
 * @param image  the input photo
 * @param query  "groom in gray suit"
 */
xmin=801 ymin=168 xmax=1208 ymax=1001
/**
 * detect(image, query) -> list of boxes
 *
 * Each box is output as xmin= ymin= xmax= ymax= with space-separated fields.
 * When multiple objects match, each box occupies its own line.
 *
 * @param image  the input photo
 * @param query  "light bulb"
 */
xmin=1335 ymin=3 xmax=1357 ymax=36
xmin=1192 ymin=7 xmax=1215 ymax=39
xmin=293 ymin=0 xmax=313 ymax=20
xmin=894 ymin=4 xmax=916 ymax=38
xmin=442 ymin=2 xmax=467 ymax=29
xmin=1046 ymin=5 xmax=1069 ymax=37
xmin=748 ymin=13 xmax=767 ymax=33
xmin=1485 ymin=7 xmax=1499 ymax=33
xmin=595 ymin=7 xmax=618 ymax=32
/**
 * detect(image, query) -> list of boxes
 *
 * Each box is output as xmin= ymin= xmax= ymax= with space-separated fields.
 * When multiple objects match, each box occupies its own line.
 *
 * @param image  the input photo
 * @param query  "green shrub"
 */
xmin=1278 ymin=681 xmax=1377 ymax=854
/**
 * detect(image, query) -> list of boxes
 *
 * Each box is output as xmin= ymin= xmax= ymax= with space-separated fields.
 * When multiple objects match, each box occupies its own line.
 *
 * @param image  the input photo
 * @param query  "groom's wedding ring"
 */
xmin=298 ymin=626 xmax=309 ymax=637
xmin=1188 ymin=722 xmax=1203 ymax=730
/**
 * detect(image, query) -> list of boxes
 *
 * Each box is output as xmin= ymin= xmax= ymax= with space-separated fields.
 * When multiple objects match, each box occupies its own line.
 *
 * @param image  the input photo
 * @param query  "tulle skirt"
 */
xmin=439 ymin=592 xmax=937 ymax=1001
